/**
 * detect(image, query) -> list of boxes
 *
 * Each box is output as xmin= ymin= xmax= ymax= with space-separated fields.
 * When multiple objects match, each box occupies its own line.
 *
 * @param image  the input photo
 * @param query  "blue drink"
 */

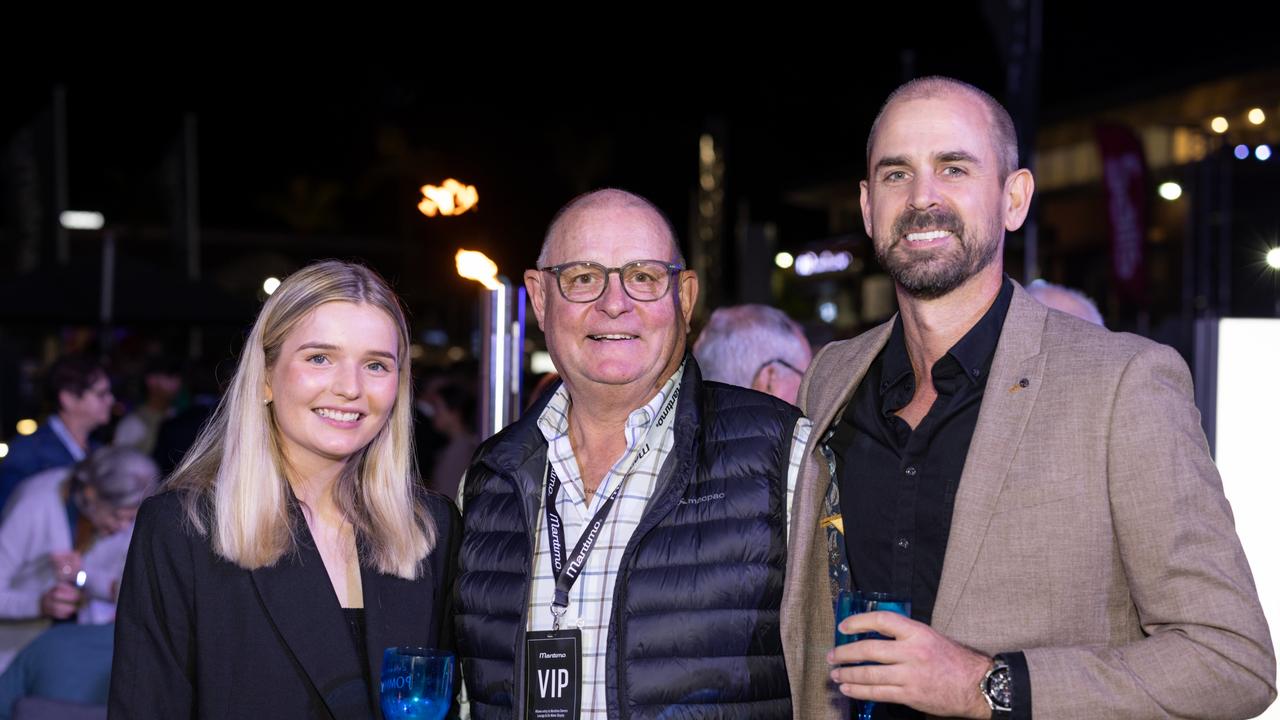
xmin=381 ymin=696 xmax=447 ymax=719
xmin=380 ymin=647 xmax=454 ymax=720
xmin=834 ymin=591 xmax=911 ymax=720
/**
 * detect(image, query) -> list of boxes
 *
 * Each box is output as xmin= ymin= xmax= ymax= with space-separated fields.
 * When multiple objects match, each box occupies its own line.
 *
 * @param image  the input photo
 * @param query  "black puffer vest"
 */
xmin=455 ymin=359 xmax=800 ymax=719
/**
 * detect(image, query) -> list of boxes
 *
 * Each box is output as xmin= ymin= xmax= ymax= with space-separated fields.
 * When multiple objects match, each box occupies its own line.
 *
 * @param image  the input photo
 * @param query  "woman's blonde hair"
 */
xmin=168 ymin=260 xmax=433 ymax=578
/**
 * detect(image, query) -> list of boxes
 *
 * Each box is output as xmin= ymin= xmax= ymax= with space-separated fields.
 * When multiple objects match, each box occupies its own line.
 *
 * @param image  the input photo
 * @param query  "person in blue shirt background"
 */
xmin=0 ymin=357 xmax=114 ymax=511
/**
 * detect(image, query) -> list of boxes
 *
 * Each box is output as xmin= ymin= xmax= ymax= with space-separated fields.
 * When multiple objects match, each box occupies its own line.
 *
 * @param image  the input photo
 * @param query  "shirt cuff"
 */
xmin=996 ymin=651 xmax=1032 ymax=720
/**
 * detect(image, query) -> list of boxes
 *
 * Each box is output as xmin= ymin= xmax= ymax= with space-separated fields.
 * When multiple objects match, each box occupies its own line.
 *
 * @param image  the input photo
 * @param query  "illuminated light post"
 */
xmin=455 ymin=249 xmax=525 ymax=438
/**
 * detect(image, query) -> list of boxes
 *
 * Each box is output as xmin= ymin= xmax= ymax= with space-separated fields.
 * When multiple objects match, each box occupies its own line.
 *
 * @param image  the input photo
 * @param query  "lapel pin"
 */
xmin=1010 ymin=377 xmax=1031 ymax=392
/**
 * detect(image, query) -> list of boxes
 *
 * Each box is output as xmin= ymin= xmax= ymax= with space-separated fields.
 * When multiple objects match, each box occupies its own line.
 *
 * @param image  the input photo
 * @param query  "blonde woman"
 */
xmin=110 ymin=261 xmax=459 ymax=719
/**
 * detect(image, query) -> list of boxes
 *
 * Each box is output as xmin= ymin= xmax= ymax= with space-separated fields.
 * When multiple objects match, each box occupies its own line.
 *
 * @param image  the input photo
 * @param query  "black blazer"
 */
xmin=108 ymin=489 xmax=460 ymax=719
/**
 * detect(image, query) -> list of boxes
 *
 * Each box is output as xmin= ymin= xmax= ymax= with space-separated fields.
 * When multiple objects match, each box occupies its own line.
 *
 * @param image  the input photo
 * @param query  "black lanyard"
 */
xmin=544 ymin=466 xmax=623 ymax=629
xmin=541 ymin=382 xmax=681 ymax=629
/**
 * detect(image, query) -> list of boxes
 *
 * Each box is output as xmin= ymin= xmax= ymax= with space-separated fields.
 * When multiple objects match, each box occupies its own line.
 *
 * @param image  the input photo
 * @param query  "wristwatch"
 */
xmin=981 ymin=658 xmax=1013 ymax=718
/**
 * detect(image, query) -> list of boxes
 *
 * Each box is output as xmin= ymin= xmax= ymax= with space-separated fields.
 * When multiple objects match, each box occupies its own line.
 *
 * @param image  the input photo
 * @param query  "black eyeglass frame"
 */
xmin=538 ymin=259 xmax=685 ymax=303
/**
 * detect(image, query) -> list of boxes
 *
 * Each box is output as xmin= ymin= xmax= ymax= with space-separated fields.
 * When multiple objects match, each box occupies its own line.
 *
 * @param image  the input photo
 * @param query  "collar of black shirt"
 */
xmin=880 ymin=275 xmax=1016 ymax=403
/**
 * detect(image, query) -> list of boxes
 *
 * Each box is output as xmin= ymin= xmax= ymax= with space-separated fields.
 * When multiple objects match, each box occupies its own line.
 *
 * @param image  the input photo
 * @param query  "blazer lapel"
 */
xmin=249 ymin=516 xmax=371 ymax=720
xmin=787 ymin=319 xmax=894 ymax=608
xmin=792 ymin=320 xmax=895 ymax=592
xmin=783 ymin=320 xmax=894 ymax=720
xmin=931 ymin=284 xmax=1048 ymax=633
xmin=805 ymin=321 xmax=895 ymax=447
xmin=361 ymin=553 xmax=435 ymax=714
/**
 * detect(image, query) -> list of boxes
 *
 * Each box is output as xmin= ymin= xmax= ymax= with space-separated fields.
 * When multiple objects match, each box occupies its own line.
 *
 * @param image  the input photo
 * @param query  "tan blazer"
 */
xmin=781 ymin=283 xmax=1276 ymax=719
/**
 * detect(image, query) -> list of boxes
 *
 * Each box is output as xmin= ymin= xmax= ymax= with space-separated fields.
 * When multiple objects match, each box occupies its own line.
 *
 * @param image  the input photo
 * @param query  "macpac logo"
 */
xmin=678 ymin=492 xmax=725 ymax=506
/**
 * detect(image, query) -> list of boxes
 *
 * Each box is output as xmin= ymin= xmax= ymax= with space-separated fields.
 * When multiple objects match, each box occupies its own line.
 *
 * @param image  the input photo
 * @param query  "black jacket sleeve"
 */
xmin=108 ymin=493 xmax=198 ymax=719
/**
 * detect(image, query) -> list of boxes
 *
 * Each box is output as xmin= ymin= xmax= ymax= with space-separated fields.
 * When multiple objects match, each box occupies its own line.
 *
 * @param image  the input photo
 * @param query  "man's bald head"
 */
xmin=537 ymin=188 xmax=685 ymax=268
xmin=866 ymin=76 xmax=1019 ymax=182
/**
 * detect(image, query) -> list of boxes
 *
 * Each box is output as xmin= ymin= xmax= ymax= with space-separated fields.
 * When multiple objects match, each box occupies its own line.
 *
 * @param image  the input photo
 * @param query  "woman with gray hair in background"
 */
xmin=0 ymin=446 xmax=158 ymax=671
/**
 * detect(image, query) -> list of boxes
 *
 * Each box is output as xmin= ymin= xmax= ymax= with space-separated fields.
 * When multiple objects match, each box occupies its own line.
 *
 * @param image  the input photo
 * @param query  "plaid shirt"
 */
xmin=459 ymin=363 xmax=811 ymax=718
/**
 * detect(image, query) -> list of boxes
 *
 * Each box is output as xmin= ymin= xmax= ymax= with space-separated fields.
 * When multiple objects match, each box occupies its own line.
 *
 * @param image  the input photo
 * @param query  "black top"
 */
xmin=833 ymin=276 xmax=1013 ymax=625
xmin=832 ymin=277 xmax=1030 ymax=719
xmin=343 ymin=607 xmax=372 ymax=695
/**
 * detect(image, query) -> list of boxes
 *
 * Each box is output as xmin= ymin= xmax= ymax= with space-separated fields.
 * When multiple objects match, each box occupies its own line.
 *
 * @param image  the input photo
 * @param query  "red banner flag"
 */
xmin=1095 ymin=124 xmax=1149 ymax=304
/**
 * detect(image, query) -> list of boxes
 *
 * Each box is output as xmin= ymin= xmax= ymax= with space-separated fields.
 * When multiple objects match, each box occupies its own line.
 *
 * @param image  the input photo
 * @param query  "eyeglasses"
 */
xmin=754 ymin=357 xmax=805 ymax=380
xmin=539 ymin=260 xmax=683 ymax=303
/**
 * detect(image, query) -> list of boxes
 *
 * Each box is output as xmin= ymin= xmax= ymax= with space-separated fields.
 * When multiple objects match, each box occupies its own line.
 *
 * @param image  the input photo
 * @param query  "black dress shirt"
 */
xmin=830 ymin=277 xmax=1030 ymax=719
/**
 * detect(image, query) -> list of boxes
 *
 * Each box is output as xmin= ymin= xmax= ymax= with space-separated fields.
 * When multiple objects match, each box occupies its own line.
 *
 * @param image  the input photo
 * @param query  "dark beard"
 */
xmin=876 ymin=207 xmax=999 ymax=300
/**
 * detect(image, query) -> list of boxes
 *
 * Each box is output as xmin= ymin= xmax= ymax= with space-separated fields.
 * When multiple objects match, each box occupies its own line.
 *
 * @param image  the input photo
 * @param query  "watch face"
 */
xmin=984 ymin=664 xmax=1013 ymax=712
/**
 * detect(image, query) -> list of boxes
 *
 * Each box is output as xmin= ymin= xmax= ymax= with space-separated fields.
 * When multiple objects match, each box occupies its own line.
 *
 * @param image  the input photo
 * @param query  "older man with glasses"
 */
xmin=693 ymin=304 xmax=813 ymax=405
xmin=453 ymin=188 xmax=812 ymax=720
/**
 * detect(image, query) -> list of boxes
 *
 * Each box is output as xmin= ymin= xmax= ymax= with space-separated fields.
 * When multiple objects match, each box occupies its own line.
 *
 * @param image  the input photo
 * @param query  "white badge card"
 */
xmin=524 ymin=629 xmax=582 ymax=720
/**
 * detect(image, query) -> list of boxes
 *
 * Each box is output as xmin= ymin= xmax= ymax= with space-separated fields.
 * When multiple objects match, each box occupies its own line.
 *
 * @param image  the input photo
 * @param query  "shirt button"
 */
xmin=904 ymin=466 xmax=918 ymax=476
xmin=574 ymin=618 xmax=586 ymax=629
xmin=971 ymin=368 xmax=981 ymax=377
xmin=897 ymin=538 xmax=910 ymax=549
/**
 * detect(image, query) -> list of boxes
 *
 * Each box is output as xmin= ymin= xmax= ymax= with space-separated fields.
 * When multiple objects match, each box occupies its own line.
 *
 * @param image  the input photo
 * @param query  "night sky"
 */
xmin=3 ymin=7 xmax=1274 ymax=321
